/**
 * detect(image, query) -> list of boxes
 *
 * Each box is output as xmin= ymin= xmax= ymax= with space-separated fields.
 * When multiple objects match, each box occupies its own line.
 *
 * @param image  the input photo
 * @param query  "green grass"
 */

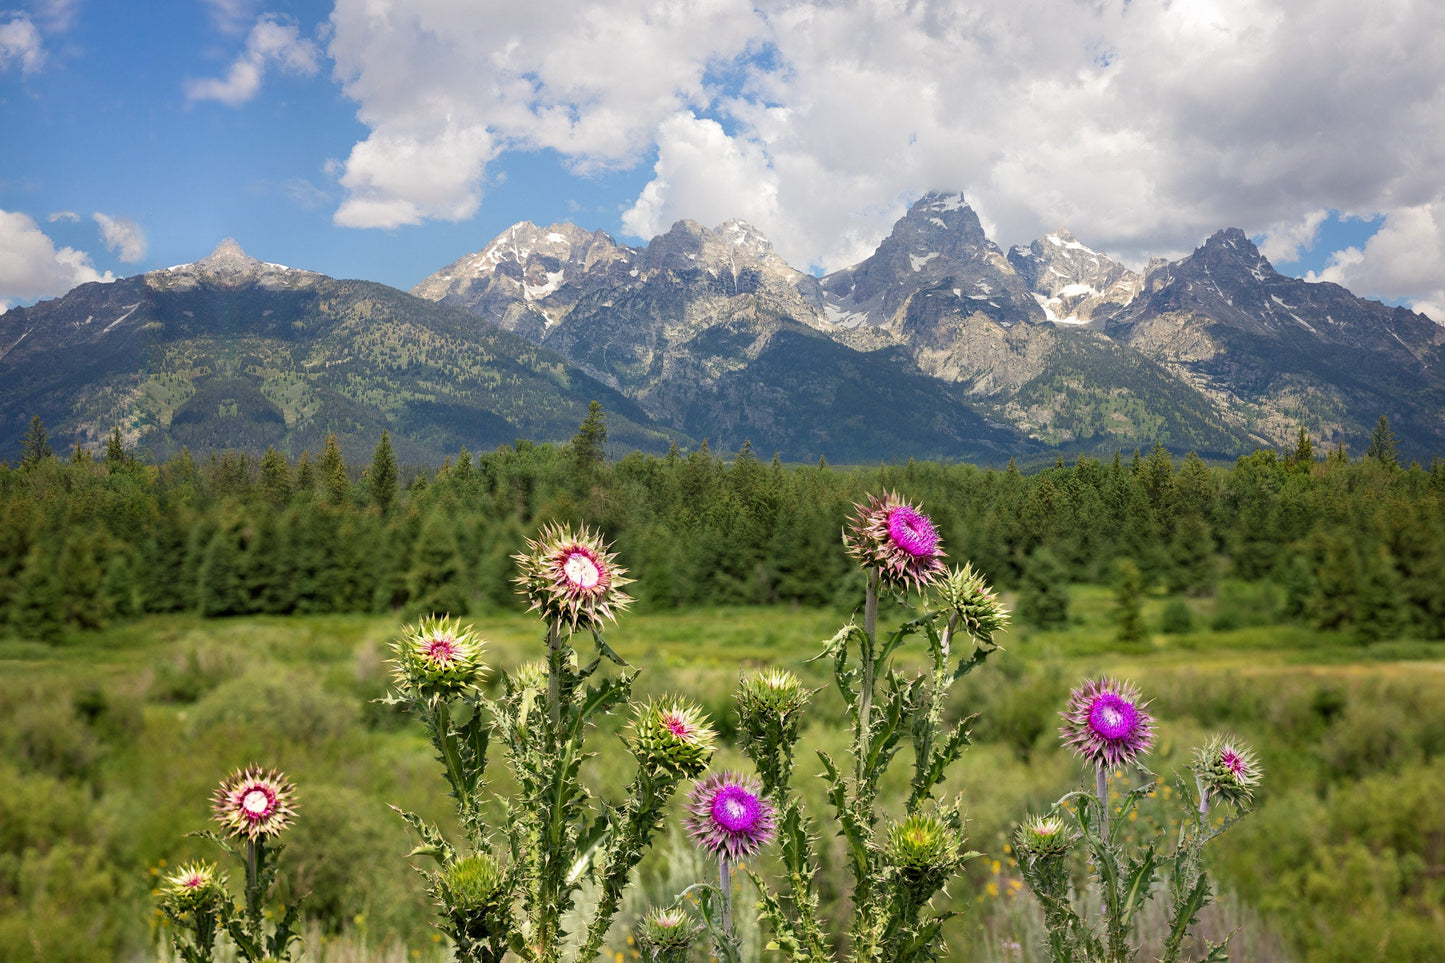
xmin=3 ymin=589 xmax=1444 ymax=962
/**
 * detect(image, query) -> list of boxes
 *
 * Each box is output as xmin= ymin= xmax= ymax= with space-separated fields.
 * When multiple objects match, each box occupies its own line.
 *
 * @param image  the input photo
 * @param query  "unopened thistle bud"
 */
xmin=887 ymin=814 xmax=961 ymax=875
xmin=736 ymin=668 xmax=810 ymax=719
xmin=391 ymin=615 xmax=487 ymax=696
xmin=440 ymin=852 xmax=509 ymax=914
xmin=938 ymin=563 xmax=1010 ymax=646
xmin=629 ymin=698 xmax=717 ymax=779
xmin=1016 ymin=813 xmax=1072 ymax=860
xmin=1193 ymin=735 xmax=1262 ymax=809
xmin=636 ymin=906 xmax=698 ymax=960
xmin=159 ymin=861 xmax=227 ymax=914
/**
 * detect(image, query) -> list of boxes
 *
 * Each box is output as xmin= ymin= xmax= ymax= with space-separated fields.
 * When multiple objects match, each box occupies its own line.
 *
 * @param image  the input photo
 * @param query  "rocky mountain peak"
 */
xmin=1008 ymin=228 xmax=1142 ymax=327
xmin=819 ymin=190 xmax=1040 ymax=332
xmin=148 ymin=238 xmax=319 ymax=292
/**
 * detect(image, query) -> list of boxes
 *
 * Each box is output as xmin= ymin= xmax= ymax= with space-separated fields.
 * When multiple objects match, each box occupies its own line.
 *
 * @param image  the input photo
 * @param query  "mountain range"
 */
xmin=4 ymin=193 xmax=1443 ymax=465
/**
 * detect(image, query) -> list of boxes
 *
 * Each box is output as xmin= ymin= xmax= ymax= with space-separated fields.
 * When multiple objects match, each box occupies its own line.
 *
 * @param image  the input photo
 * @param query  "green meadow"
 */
xmin=5 ymin=584 xmax=1443 ymax=962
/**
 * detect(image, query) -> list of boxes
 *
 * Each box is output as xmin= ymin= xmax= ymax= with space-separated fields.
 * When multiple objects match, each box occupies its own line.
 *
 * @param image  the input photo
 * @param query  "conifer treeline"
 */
xmin=2 ymin=412 xmax=1443 ymax=641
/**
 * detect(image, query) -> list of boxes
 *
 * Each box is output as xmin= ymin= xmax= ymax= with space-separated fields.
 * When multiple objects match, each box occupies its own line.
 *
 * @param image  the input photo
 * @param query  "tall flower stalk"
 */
xmin=387 ymin=525 xmax=711 ymax=963
xmin=738 ymin=492 xmax=1007 ymax=963
xmin=1017 ymin=681 xmax=1263 ymax=963
xmin=156 ymin=767 xmax=304 ymax=963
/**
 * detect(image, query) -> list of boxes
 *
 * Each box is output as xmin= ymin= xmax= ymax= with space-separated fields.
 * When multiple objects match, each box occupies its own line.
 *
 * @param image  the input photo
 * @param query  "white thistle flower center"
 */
xmin=564 ymin=552 xmax=601 ymax=588
xmin=242 ymin=789 xmax=272 ymax=816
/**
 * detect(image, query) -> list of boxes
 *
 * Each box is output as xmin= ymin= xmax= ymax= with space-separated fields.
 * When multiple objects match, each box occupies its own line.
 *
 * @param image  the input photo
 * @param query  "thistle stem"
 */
xmin=546 ymin=622 xmax=562 ymax=733
xmin=719 ymin=856 xmax=734 ymax=937
xmin=857 ymin=572 xmax=880 ymax=789
xmin=1096 ymin=766 xmax=1110 ymax=842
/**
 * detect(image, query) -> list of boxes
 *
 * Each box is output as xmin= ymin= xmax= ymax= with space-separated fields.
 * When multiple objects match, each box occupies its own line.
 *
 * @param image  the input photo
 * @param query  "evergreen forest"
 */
xmin=3 ymin=412 xmax=1443 ymax=643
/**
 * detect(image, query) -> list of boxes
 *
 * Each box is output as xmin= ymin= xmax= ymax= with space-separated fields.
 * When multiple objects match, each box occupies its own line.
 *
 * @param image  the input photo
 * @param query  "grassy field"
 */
xmin=3 ymin=584 xmax=1443 ymax=962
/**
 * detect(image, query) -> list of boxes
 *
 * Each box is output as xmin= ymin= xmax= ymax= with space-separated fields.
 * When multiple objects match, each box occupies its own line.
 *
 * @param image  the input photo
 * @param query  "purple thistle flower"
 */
xmin=684 ymin=772 xmax=775 ymax=864
xmin=1059 ymin=677 xmax=1155 ymax=770
xmin=843 ymin=492 xmax=947 ymax=590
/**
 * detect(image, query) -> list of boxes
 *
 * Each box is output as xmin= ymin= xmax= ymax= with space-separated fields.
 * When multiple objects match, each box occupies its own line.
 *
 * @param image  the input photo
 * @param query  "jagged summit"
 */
xmin=1008 ymin=227 xmax=1142 ymax=327
xmin=149 ymin=238 xmax=322 ymax=292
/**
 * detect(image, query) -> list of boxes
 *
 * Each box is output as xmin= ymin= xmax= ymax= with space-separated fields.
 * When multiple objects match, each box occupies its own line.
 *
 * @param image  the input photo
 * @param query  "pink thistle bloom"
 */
xmin=1059 ymin=678 xmax=1155 ymax=770
xmin=843 ymin=492 xmax=947 ymax=590
xmin=212 ymin=766 xmax=298 ymax=841
xmin=514 ymin=524 xmax=634 ymax=631
xmin=685 ymin=772 xmax=776 ymax=864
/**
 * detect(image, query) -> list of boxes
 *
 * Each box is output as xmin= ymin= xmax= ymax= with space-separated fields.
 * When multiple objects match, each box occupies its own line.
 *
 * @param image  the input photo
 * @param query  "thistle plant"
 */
xmin=387 ymin=525 xmax=715 ymax=963
xmin=635 ymin=906 xmax=700 ymax=963
xmin=1015 ymin=680 xmax=1263 ymax=963
xmin=682 ymin=770 xmax=777 ymax=957
xmin=156 ymin=767 xmax=304 ymax=963
xmin=732 ymin=491 xmax=1008 ymax=963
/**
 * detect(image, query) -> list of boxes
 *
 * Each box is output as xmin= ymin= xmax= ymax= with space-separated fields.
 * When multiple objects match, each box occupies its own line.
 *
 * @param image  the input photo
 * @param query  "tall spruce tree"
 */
xmin=259 ymin=446 xmax=291 ymax=506
xmin=1365 ymin=415 xmax=1399 ymax=469
xmin=366 ymin=430 xmax=398 ymax=515
xmin=20 ymin=416 xmax=52 ymax=467
xmin=320 ymin=433 xmax=350 ymax=505
xmin=1112 ymin=558 xmax=1148 ymax=646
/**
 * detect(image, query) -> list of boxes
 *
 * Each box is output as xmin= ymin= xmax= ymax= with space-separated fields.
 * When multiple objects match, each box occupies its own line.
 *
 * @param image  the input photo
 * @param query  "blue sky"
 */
xmin=4 ymin=0 xmax=1444 ymax=319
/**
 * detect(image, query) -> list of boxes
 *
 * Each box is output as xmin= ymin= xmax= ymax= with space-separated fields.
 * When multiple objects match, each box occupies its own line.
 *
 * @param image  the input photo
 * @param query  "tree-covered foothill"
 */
xmin=3 ymin=417 xmax=1444 ymax=644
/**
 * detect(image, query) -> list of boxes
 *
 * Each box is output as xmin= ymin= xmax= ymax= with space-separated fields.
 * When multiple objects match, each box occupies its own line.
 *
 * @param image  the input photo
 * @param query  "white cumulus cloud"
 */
xmin=0 ymin=12 xmax=44 ymax=75
xmin=323 ymin=0 xmax=1445 ymax=295
xmin=1258 ymin=210 xmax=1331 ymax=266
xmin=1308 ymin=198 xmax=1445 ymax=323
xmin=93 ymin=212 xmax=147 ymax=263
xmin=326 ymin=0 xmax=761 ymax=229
xmin=0 ymin=209 xmax=114 ymax=312
xmin=185 ymin=13 xmax=320 ymax=106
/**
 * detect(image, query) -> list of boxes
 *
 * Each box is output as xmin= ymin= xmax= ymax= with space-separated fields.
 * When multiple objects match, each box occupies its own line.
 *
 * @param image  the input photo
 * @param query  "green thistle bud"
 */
xmin=887 ymin=814 xmax=960 ymax=875
xmin=159 ymin=861 xmax=227 ymax=914
xmin=1193 ymin=735 xmax=1262 ymax=809
xmin=938 ymin=563 xmax=1010 ymax=646
xmin=391 ymin=615 xmax=487 ymax=697
xmin=737 ymin=668 xmax=810 ymax=719
xmin=629 ymin=698 xmax=716 ymax=779
xmin=440 ymin=852 xmax=508 ymax=914
xmin=507 ymin=659 xmax=548 ymax=694
xmin=1016 ymin=813 xmax=1073 ymax=860
xmin=636 ymin=907 xmax=697 ymax=959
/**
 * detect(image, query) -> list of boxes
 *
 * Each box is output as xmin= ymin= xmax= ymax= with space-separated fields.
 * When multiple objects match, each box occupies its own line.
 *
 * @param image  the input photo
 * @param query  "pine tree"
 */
xmin=105 ymin=427 xmax=127 ymax=467
xmin=1112 ymin=558 xmax=1148 ymax=646
xmin=1365 ymin=415 xmax=1399 ymax=469
xmin=294 ymin=450 xmax=315 ymax=494
xmin=405 ymin=510 xmax=470 ymax=618
xmin=20 ymin=415 xmax=52 ymax=467
xmin=366 ymin=430 xmax=398 ymax=515
xmin=320 ymin=433 xmax=350 ymax=506
xmin=259 ymin=446 xmax=291 ymax=506
xmin=1292 ymin=425 xmax=1315 ymax=468
xmin=1017 ymin=547 xmax=1071 ymax=628
xmin=570 ymin=400 xmax=608 ymax=474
